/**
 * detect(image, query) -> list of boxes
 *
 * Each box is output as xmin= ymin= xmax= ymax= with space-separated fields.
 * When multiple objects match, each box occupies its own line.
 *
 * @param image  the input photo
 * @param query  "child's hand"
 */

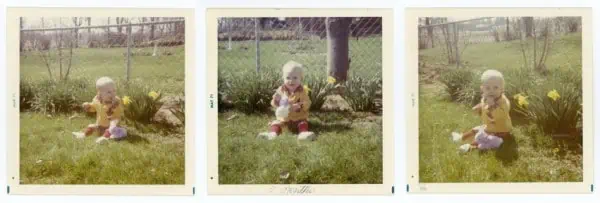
xmin=82 ymin=102 xmax=92 ymax=112
xmin=291 ymin=103 xmax=302 ymax=112
xmin=273 ymin=94 xmax=281 ymax=106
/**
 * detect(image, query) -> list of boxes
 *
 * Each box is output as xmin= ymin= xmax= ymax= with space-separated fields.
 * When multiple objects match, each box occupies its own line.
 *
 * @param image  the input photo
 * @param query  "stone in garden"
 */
xmin=153 ymin=95 xmax=184 ymax=127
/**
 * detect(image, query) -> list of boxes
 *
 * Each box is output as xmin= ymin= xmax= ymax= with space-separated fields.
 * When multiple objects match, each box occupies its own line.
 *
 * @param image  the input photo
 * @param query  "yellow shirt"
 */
xmin=272 ymin=85 xmax=311 ymax=122
xmin=87 ymin=96 xmax=124 ymax=127
xmin=481 ymin=94 xmax=512 ymax=133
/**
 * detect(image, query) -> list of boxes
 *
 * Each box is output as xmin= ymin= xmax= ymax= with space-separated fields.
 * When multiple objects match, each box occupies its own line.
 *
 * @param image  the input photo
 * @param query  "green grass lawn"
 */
xmin=418 ymin=33 xmax=583 ymax=182
xmin=19 ymin=46 xmax=185 ymax=184
xmin=20 ymin=113 xmax=185 ymax=184
xmin=217 ymin=37 xmax=383 ymax=184
xmin=218 ymin=111 xmax=382 ymax=184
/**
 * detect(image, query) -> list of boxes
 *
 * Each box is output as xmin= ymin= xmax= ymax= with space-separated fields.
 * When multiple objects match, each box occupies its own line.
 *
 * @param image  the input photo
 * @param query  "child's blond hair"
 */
xmin=282 ymin=61 xmax=304 ymax=79
xmin=481 ymin=69 xmax=505 ymax=86
xmin=96 ymin=77 xmax=115 ymax=90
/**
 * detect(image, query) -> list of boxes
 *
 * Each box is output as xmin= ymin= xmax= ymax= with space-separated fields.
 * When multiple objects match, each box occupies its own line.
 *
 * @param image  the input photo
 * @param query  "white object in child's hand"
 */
xmin=451 ymin=132 xmax=462 ymax=143
xmin=275 ymin=95 xmax=290 ymax=120
xmin=459 ymin=144 xmax=471 ymax=153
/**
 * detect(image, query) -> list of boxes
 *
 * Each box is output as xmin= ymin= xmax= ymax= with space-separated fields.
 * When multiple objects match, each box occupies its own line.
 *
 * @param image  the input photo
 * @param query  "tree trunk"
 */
xmin=87 ymin=17 xmax=91 ymax=33
xmin=116 ymin=17 xmax=122 ymax=33
xmin=19 ymin=17 xmax=23 ymax=52
xmin=505 ymin=17 xmax=510 ymax=41
xmin=140 ymin=17 xmax=145 ymax=34
xmin=150 ymin=17 xmax=156 ymax=40
xmin=72 ymin=17 xmax=80 ymax=48
xmin=523 ymin=17 xmax=534 ymax=38
xmin=326 ymin=17 xmax=352 ymax=82
xmin=426 ymin=17 xmax=434 ymax=48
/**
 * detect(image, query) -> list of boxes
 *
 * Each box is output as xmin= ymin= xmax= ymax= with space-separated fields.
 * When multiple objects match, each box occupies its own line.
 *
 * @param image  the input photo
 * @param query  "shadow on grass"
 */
xmin=308 ymin=121 xmax=353 ymax=134
xmin=494 ymin=135 xmax=519 ymax=166
xmin=122 ymin=130 xmax=150 ymax=144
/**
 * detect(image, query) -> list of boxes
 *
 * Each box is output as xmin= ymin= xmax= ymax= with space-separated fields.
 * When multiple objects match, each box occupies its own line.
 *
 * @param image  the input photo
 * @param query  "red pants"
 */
xmin=270 ymin=120 xmax=309 ymax=135
xmin=84 ymin=125 xmax=111 ymax=138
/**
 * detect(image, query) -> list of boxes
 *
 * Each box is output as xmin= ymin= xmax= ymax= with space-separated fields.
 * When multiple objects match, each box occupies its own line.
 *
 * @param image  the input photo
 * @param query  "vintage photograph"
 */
xmin=417 ymin=15 xmax=586 ymax=183
xmin=17 ymin=16 xmax=186 ymax=185
xmin=216 ymin=16 xmax=384 ymax=185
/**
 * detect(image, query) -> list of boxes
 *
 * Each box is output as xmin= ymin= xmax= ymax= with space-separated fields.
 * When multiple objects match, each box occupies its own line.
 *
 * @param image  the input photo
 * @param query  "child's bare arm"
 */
xmin=82 ymin=102 xmax=94 ymax=112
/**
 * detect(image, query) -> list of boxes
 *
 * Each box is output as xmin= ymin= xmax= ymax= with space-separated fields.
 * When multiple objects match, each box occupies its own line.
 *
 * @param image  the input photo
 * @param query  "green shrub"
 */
xmin=513 ymin=78 xmax=582 ymax=136
xmin=342 ymin=74 xmax=382 ymax=112
xmin=19 ymin=77 xmax=36 ymax=111
xmin=220 ymin=70 xmax=280 ymax=114
xmin=29 ymin=79 xmax=91 ymax=114
xmin=439 ymin=68 xmax=475 ymax=102
xmin=456 ymin=77 xmax=482 ymax=106
xmin=304 ymin=73 xmax=330 ymax=111
xmin=121 ymin=81 xmax=163 ymax=125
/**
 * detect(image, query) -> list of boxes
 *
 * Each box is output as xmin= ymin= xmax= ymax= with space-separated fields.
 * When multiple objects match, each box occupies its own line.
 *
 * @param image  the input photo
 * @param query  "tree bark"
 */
xmin=326 ymin=17 xmax=352 ymax=82
xmin=523 ymin=17 xmax=534 ymax=38
xmin=505 ymin=17 xmax=510 ymax=41
xmin=150 ymin=17 xmax=156 ymax=40
xmin=426 ymin=17 xmax=434 ymax=48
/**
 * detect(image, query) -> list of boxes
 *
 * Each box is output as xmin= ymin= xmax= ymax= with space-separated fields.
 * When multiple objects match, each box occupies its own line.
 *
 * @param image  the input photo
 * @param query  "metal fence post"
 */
xmin=126 ymin=21 xmax=132 ymax=82
xmin=454 ymin=23 xmax=460 ymax=68
xmin=227 ymin=18 xmax=232 ymax=51
xmin=254 ymin=18 xmax=261 ymax=72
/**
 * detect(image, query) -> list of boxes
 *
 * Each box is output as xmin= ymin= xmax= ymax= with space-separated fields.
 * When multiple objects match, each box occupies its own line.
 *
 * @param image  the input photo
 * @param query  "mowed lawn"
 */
xmin=217 ymin=37 xmax=384 ymax=184
xmin=19 ymin=45 xmax=185 ymax=184
xmin=418 ymin=33 xmax=583 ymax=182
xmin=218 ymin=111 xmax=382 ymax=184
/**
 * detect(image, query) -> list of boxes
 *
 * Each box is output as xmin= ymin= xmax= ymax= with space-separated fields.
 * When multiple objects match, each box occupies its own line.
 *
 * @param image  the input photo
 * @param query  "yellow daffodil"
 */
xmin=122 ymin=96 xmax=132 ymax=105
xmin=547 ymin=89 xmax=560 ymax=101
xmin=327 ymin=76 xmax=337 ymax=84
xmin=303 ymin=85 xmax=311 ymax=92
xmin=148 ymin=91 xmax=160 ymax=100
xmin=517 ymin=94 xmax=529 ymax=108
xmin=513 ymin=93 xmax=523 ymax=100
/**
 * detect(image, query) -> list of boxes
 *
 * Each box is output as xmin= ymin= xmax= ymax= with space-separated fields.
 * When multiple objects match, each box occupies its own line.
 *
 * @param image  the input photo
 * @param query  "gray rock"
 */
xmin=153 ymin=95 xmax=184 ymax=127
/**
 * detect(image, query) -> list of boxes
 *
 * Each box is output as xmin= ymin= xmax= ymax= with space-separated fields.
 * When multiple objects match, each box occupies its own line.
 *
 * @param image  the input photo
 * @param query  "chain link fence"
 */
xmin=418 ymin=17 xmax=581 ymax=68
xmin=218 ymin=17 xmax=382 ymax=77
xmin=20 ymin=17 xmax=185 ymax=83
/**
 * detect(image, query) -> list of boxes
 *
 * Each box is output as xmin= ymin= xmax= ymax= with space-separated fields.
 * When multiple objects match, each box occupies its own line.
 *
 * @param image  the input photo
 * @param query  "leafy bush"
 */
xmin=121 ymin=82 xmax=163 ymax=125
xmin=220 ymin=70 xmax=280 ymax=114
xmin=28 ymin=79 xmax=91 ymax=114
xmin=439 ymin=68 xmax=475 ymax=102
xmin=513 ymin=77 xmax=582 ymax=136
xmin=303 ymin=74 xmax=331 ymax=111
xmin=342 ymin=74 xmax=382 ymax=112
xmin=20 ymin=77 xmax=36 ymax=111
